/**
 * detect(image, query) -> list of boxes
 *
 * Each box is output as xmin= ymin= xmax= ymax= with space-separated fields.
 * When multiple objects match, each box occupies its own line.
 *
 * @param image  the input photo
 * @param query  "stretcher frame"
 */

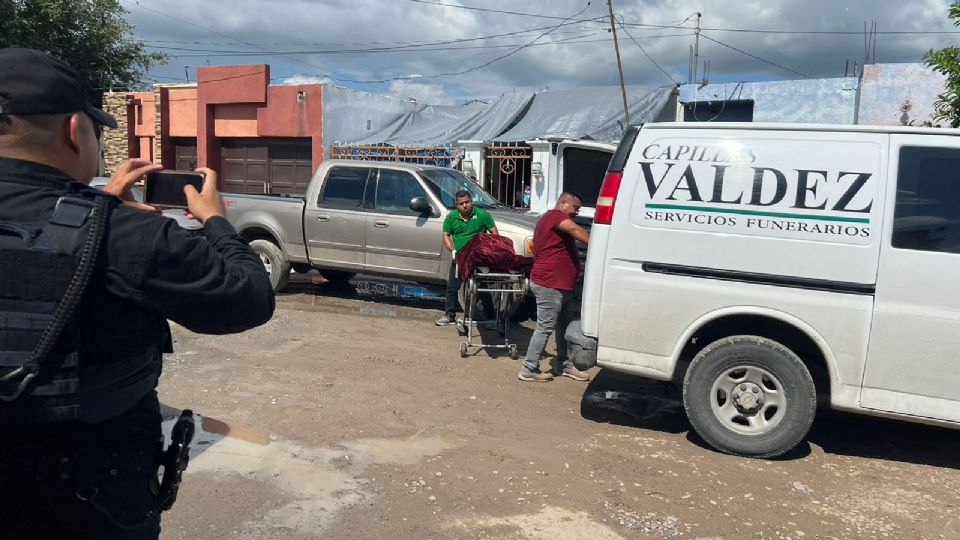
xmin=456 ymin=270 xmax=529 ymax=359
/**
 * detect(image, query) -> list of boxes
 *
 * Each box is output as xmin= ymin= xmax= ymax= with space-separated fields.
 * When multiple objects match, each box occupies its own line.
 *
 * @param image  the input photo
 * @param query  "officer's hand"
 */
xmin=105 ymin=158 xmax=162 ymax=213
xmin=184 ymin=167 xmax=226 ymax=223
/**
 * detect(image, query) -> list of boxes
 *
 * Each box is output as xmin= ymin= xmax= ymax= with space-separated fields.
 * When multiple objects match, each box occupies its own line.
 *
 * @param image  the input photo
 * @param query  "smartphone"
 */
xmin=145 ymin=170 xmax=204 ymax=209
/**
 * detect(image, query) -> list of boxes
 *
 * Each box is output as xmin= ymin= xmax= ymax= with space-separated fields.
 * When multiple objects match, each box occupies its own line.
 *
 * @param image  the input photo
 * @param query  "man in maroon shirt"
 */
xmin=519 ymin=192 xmax=591 ymax=382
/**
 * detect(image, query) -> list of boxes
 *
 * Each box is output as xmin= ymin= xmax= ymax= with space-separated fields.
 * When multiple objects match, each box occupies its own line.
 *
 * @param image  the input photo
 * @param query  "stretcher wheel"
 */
xmin=460 ymin=342 xmax=468 ymax=358
xmin=509 ymin=344 xmax=519 ymax=360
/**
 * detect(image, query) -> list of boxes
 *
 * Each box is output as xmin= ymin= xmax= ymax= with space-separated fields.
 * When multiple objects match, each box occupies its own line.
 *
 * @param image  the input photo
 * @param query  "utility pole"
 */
xmin=184 ymin=66 xmax=190 ymax=83
xmin=607 ymin=0 xmax=630 ymax=125
xmin=692 ymin=12 xmax=702 ymax=84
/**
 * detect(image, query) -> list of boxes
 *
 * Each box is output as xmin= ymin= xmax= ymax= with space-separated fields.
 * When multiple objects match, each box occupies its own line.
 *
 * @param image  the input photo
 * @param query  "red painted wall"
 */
xmin=114 ymin=63 xmax=326 ymax=180
xmin=257 ymin=85 xmax=324 ymax=171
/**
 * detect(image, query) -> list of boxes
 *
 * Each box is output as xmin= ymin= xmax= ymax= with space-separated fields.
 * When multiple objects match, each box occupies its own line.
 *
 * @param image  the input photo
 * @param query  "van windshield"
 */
xmin=420 ymin=169 xmax=501 ymax=210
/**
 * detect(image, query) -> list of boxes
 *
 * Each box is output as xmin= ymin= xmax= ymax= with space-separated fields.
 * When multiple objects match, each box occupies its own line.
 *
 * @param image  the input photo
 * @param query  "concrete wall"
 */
xmin=679 ymin=77 xmax=859 ymax=124
xmin=858 ymin=63 xmax=946 ymax=126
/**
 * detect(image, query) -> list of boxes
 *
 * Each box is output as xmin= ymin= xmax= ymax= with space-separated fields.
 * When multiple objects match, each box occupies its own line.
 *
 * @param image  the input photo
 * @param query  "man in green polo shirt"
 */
xmin=436 ymin=190 xmax=498 ymax=326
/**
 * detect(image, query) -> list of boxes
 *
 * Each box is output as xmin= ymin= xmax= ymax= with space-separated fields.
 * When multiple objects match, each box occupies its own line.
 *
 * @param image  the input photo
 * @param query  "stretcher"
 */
xmin=456 ymin=269 xmax=529 ymax=359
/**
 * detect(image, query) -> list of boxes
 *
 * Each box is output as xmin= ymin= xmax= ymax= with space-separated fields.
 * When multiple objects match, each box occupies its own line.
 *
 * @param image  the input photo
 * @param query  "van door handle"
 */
xmin=374 ymin=220 xmax=389 ymax=228
xmin=316 ymin=215 xmax=330 ymax=222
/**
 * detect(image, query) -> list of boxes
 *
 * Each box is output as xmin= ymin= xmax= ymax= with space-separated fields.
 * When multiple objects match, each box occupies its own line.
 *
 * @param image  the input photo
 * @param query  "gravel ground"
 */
xmin=157 ymin=276 xmax=960 ymax=540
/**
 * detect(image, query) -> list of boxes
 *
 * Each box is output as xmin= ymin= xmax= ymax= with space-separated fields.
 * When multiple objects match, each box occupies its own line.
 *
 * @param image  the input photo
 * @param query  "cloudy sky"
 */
xmin=123 ymin=0 xmax=960 ymax=104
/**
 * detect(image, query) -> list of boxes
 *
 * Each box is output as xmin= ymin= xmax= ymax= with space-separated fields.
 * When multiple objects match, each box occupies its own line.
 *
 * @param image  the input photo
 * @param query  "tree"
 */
xmin=924 ymin=2 xmax=960 ymax=127
xmin=0 ymin=0 xmax=167 ymax=107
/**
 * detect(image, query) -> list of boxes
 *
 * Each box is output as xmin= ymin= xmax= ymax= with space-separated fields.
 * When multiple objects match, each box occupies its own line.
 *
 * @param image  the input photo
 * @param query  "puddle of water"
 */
xmin=353 ymin=279 xmax=444 ymax=301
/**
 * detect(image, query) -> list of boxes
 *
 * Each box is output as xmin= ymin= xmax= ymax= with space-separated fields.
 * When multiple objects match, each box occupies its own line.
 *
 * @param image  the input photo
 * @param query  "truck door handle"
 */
xmin=316 ymin=215 xmax=330 ymax=222
xmin=374 ymin=220 xmax=389 ymax=228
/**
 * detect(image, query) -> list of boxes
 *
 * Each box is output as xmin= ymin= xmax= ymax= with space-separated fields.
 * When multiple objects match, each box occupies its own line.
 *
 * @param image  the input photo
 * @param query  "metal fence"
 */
xmin=330 ymin=144 xmax=460 ymax=168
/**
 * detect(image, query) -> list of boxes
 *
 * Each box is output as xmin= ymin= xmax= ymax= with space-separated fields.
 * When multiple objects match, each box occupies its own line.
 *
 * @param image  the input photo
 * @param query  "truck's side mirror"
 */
xmin=409 ymin=197 xmax=433 ymax=214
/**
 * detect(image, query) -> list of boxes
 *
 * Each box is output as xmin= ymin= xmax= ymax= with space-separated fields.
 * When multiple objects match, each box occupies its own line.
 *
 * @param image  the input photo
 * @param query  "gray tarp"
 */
xmin=322 ymin=84 xmax=415 ymax=157
xmin=493 ymin=85 xmax=673 ymax=142
xmin=355 ymin=92 xmax=534 ymax=146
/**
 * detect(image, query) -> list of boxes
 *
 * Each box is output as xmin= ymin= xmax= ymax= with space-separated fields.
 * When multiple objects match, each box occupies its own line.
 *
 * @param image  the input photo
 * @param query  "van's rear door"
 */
xmin=861 ymin=135 xmax=960 ymax=422
xmin=556 ymin=140 xmax=616 ymax=221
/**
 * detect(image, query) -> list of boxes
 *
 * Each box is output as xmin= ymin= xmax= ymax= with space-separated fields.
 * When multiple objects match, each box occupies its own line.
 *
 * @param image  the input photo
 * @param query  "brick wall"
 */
xmin=101 ymin=92 xmax=129 ymax=176
xmin=154 ymin=87 xmax=163 ymax=166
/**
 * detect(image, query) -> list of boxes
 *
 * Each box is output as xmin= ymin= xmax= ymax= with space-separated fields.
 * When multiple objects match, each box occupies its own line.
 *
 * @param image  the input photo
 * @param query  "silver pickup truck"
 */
xmin=224 ymin=160 xmax=538 ymax=292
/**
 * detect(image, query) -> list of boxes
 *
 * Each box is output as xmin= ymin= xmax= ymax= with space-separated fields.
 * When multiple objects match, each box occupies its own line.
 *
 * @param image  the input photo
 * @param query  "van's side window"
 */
xmin=375 ymin=169 xmax=429 ymax=214
xmin=892 ymin=146 xmax=960 ymax=254
xmin=319 ymin=167 xmax=372 ymax=209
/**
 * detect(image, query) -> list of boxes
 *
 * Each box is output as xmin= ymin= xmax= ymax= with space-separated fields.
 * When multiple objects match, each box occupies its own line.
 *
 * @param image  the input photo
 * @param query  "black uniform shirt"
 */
xmin=0 ymin=157 xmax=275 ymax=426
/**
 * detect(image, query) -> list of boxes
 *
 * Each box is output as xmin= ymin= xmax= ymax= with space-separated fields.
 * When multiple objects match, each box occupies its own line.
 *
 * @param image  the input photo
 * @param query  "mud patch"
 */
xmin=346 ymin=430 xmax=456 ymax=466
xmin=163 ymin=411 xmax=455 ymax=535
xmin=449 ymin=506 xmax=625 ymax=539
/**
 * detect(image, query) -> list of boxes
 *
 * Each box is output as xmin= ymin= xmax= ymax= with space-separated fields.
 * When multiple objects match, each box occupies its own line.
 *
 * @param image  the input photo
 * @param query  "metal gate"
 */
xmin=485 ymin=142 xmax=531 ymax=208
xmin=331 ymin=144 xmax=458 ymax=168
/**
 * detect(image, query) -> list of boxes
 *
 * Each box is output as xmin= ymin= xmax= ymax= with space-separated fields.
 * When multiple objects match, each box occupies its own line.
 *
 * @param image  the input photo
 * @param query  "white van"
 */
xmin=576 ymin=122 xmax=960 ymax=458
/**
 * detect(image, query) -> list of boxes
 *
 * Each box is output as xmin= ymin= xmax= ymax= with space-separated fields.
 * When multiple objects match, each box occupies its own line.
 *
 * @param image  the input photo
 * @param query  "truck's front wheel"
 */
xmin=682 ymin=335 xmax=816 ymax=458
xmin=250 ymin=239 xmax=290 ymax=292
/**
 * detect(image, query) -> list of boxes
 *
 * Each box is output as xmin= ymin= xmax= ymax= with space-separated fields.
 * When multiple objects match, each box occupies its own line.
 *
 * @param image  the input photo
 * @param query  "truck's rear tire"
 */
xmin=682 ymin=335 xmax=816 ymax=459
xmin=250 ymin=239 xmax=290 ymax=292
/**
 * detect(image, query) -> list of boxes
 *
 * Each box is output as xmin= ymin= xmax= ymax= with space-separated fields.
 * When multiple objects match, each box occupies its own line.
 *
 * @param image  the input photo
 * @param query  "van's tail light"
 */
xmin=594 ymin=172 xmax=623 ymax=225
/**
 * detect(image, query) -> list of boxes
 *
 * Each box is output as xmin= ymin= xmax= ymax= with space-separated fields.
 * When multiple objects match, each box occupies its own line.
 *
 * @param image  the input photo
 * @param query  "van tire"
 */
xmin=682 ymin=335 xmax=816 ymax=459
xmin=250 ymin=239 xmax=290 ymax=293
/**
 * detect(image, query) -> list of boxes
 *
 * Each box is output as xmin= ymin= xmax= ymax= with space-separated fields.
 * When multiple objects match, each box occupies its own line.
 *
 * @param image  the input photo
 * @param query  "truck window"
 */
xmin=375 ymin=169 xmax=428 ymax=214
xmin=892 ymin=146 xmax=960 ymax=254
xmin=319 ymin=166 xmax=371 ymax=209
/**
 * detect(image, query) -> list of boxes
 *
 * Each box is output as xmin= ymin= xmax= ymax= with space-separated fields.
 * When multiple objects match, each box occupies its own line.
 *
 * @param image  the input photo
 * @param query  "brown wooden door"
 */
xmin=171 ymin=138 xmax=197 ymax=171
xmin=221 ymin=139 xmax=268 ymax=194
xmin=268 ymin=140 xmax=313 ymax=194
xmin=220 ymin=138 xmax=311 ymax=194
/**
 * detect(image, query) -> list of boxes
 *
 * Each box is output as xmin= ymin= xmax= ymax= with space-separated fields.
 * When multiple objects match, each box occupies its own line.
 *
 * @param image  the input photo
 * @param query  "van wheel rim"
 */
xmin=259 ymin=253 xmax=272 ymax=275
xmin=709 ymin=365 xmax=786 ymax=436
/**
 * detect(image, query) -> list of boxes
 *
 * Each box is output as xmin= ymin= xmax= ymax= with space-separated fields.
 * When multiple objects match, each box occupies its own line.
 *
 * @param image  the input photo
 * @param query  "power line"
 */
xmin=407 ymin=0 xmax=960 ymax=35
xmin=679 ymin=26 xmax=960 ymax=35
xmin=699 ymin=33 xmax=812 ymax=79
xmin=149 ymin=33 xmax=694 ymax=59
xmin=336 ymin=2 xmax=595 ymax=84
xmin=406 ymin=0 xmax=602 ymax=23
xmin=617 ymin=18 xmax=679 ymax=85
xmin=141 ymin=19 xmax=611 ymax=56
xmin=120 ymin=0 xmax=345 ymax=82
xmin=139 ymin=25 xmax=606 ymax=48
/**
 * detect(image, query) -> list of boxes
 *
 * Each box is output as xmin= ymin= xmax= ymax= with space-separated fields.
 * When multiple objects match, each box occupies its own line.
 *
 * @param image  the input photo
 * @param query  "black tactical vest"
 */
xmin=0 ymin=190 xmax=115 ymax=423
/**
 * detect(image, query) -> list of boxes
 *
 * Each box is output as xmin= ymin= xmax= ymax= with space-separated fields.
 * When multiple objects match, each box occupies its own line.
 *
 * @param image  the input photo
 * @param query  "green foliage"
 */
xmin=0 ymin=0 xmax=167 ymax=107
xmin=924 ymin=2 xmax=960 ymax=128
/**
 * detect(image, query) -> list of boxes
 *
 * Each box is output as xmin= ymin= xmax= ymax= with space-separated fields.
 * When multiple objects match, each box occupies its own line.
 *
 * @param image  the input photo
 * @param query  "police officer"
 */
xmin=0 ymin=48 xmax=275 ymax=538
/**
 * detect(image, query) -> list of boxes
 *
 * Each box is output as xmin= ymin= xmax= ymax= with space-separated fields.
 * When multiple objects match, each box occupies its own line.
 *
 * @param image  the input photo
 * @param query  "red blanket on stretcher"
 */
xmin=456 ymin=233 xmax=532 ymax=281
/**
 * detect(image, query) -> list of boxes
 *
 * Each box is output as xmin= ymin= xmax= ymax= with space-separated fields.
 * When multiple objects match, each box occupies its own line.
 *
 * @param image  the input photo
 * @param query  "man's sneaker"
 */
xmin=518 ymin=367 xmax=554 ymax=382
xmin=435 ymin=315 xmax=456 ymax=326
xmin=554 ymin=366 xmax=590 ymax=381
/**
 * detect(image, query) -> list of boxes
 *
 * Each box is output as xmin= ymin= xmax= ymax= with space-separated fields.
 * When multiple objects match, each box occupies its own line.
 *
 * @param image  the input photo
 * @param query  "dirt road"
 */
xmin=158 ymin=277 xmax=960 ymax=539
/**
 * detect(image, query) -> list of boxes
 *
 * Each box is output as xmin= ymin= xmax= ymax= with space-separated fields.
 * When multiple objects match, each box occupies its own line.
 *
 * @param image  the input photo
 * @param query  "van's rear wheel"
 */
xmin=682 ymin=335 xmax=816 ymax=458
xmin=250 ymin=239 xmax=290 ymax=292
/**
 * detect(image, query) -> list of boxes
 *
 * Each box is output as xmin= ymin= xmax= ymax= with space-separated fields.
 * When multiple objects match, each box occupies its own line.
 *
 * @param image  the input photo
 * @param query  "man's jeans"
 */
xmin=523 ymin=282 xmax=573 ymax=372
